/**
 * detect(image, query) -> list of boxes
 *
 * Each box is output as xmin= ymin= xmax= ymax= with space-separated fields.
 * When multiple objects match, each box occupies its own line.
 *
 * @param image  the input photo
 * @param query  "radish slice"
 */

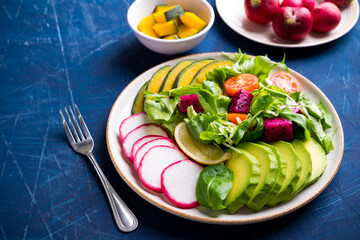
xmin=133 ymin=137 xmax=179 ymax=171
xmin=119 ymin=112 xmax=151 ymax=142
xmin=138 ymin=146 xmax=188 ymax=192
xmin=130 ymin=135 xmax=165 ymax=162
xmin=161 ymin=160 xmax=204 ymax=209
xmin=122 ymin=123 xmax=169 ymax=160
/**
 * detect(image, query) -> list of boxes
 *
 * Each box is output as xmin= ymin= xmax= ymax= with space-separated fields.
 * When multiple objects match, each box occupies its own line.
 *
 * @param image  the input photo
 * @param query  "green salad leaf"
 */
xmin=196 ymin=164 xmax=234 ymax=210
xmin=295 ymin=93 xmax=335 ymax=153
xmin=207 ymin=50 xmax=288 ymax=88
xmin=144 ymin=50 xmax=335 ymax=153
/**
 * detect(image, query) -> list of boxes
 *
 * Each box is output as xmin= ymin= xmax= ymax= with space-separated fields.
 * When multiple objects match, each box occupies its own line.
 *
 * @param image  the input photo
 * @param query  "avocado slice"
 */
xmin=266 ymin=141 xmax=302 ymax=207
xmin=238 ymin=142 xmax=279 ymax=212
xmin=131 ymin=81 xmax=148 ymax=115
xmin=256 ymin=141 xmax=287 ymax=203
xmin=190 ymin=60 xmax=232 ymax=85
xmin=173 ymin=59 xmax=215 ymax=88
xmin=224 ymin=149 xmax=261 ymax=214
xmin=303 ymin=138 xmax=327 ymax=187
xmin=146 ymin=65 xmax=172 ymax=94
xmin=159 ymin=59 xmax=195 ymax=92
xmin=284 ymin=139 xmax=312 ymax=200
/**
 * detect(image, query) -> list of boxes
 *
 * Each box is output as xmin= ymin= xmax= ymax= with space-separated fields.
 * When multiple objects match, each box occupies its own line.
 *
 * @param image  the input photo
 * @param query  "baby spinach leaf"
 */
xmin=196 ymin=164 xmax=234 ymax=210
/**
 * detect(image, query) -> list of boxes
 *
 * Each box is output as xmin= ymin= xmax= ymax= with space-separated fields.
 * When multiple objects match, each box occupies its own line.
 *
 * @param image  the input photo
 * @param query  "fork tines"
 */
xmin=59 ymin=104 xmax=91 ymax=144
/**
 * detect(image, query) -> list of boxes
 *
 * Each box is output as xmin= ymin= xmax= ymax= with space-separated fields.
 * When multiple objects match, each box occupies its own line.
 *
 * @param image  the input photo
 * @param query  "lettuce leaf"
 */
xmin=144 ymin=81 xmax=231 ymax=135
xmin=206 ymin=50 xmax=288 ymax=88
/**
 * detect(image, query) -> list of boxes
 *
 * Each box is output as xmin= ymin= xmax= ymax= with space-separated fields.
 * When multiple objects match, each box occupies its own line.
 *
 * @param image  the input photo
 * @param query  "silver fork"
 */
xmin=59 ymin=104 xmax=138 ymax=232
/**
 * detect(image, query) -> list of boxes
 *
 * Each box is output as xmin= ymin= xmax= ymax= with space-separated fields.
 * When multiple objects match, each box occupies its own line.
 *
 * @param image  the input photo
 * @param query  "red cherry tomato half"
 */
xmin=224 ymin=74 xmax=259 ymax=97
xmin=269 ymin=71 xmax=301 ymax=93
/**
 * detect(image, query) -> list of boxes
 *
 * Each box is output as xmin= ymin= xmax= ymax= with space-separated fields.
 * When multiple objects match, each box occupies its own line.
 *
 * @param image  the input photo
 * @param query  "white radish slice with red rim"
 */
xmin=161 ymin=160 xmax=204 ymax=209
xmin=138 ymin=146 xmax=188 ymax=193
xmin=133 ymin=137 xmax=179 ymax=171
xmin=130 ymin=135 xmax=165 ymax=162
xmin=119 ymin=112 xmax=151 ymax=142
xmin=121 ymin=123 xmax=169 ymax=160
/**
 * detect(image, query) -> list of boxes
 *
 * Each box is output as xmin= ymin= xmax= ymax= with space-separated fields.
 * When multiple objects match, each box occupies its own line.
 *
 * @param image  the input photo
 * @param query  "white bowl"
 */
xmin=127 ymin=0 xmax=215 ymax=55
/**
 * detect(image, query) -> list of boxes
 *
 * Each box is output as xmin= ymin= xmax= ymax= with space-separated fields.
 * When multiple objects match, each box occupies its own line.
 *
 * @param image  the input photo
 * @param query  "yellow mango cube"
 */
xmin=153 ymin=20 xmax=178 ymax=37
xmin=180 ymin=11 xmax=207 ymax=31
xmin=138 ymin=14 xmax=156 ymax=31
xmin=152 ymin=5 xmax=177 ymax=23
xmin=177 ymin=25 xmax=198 ymax=39
xmin=141 ymin=27 xmax=159 ymax=38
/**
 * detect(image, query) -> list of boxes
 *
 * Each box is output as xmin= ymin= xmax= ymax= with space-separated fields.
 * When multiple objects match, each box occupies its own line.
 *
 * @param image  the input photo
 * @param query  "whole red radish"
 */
xmin=281 ymin=0 xmax=315 ymax=11
xmin=272 ymin=7 xmax=313 ymax=41
xmin=325 ymin=0 xmax=353 ymax=9
xmin=312 ymin=2 xmax=342 ymax=32
xmin=244 ymin=0 xmax=280 ymax=24
xmin=281 ymin=0 xmax=302 ymax=7
xmin=302 ymin=0 xmax=315 ymax=11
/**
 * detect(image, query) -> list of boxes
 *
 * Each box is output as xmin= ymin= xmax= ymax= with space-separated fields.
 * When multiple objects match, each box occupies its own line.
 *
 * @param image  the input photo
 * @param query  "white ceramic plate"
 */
xmin=106 ymin=53 xmax=344 ymax=224
xmin=216 ymin=0 xmax=359 ymax=48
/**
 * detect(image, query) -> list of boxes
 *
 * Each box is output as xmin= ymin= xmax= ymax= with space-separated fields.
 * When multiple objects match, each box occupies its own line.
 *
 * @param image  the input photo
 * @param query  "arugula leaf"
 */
xmin=295 ymin=93 xmax=335 ymax=153
xmin=279 ymin=108 xmax=311 ymax=140
xmin=318 ymin=100 xmax=333 ymax=130
xmin=298 ymin=96 xmax=323 ymax=119
xmin=233 ymin=111 xmax=263 ymax=145
xmin=196 ymin=164 xmax=234 ymax=210
xmin=241 ymin=115 xmax=264 ymax=142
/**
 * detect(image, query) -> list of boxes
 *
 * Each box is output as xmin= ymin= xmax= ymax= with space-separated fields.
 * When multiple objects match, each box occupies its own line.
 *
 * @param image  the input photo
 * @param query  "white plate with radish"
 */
xmin=216 ymin=0 xmax=359 ymax=47
xmin=106 ymin=52 xmax=344 ymax=224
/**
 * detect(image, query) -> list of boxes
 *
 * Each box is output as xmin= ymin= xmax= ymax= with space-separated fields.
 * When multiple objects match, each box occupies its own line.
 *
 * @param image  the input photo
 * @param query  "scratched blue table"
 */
xmin=1 ymin=0 xmax=359 ymax=239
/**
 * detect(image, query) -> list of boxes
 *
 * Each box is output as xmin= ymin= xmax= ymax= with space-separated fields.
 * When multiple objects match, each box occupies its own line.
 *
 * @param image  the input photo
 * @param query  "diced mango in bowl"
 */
xmin=137 ymin=4 xmax=207 ymax=40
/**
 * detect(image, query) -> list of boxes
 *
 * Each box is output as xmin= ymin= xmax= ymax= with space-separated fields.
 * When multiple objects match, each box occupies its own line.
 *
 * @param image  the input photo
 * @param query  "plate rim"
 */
xmin=215 ymin=0 xmax=360 ymax=48
xmin=106 ymin=52 xmax=344 ymax=224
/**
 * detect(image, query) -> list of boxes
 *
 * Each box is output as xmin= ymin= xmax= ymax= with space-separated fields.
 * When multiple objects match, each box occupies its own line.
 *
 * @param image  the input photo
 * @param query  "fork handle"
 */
xmin=86 ymin=152 xmax=138 ymax=232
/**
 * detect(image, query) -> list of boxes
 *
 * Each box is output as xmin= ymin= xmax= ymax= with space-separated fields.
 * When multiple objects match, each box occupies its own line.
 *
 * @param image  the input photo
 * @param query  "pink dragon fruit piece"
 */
xmin=264 ymin=117 xmax=293 ymax=142
xmin=179 ymin=94 xmax=204 ymax=113
xmin=228 ymin=89 xmax=253 ymax=114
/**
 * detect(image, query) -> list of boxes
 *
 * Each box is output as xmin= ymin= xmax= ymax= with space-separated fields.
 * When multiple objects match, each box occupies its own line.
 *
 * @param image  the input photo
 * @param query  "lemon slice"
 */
xmin=174 ymin=121 xmax=232 ymax=165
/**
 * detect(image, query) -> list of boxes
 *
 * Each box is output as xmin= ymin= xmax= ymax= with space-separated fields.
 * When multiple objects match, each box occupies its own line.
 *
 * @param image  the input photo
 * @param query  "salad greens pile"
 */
xmin=144 ymin=50 xmax=335 ymax=154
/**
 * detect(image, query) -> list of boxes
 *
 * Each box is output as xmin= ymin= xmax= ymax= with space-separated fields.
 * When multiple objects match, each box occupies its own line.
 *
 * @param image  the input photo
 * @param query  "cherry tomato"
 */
xmin=269 ymin=71 xmax=301 ymax=93
xmin=224 ymin=74 xmax=259 ymax=97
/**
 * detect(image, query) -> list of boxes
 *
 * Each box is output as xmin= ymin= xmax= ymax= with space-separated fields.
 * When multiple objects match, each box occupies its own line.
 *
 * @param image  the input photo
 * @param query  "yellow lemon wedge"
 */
xmin=174 ymin=121 xmax=232 ymax=165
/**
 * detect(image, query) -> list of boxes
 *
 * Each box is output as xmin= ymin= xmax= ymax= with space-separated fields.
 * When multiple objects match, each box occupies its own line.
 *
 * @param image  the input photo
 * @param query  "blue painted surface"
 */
xmin=0 ymin=0 xmax=359 ymax=239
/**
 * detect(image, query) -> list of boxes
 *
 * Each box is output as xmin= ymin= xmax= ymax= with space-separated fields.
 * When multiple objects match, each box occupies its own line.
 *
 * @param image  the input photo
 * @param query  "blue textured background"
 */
xmin=1 ymin=0 xmax=359 ymax=239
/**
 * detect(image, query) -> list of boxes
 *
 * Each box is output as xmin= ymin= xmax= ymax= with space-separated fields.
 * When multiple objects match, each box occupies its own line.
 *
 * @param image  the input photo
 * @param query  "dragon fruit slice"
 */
xmin=228 ymin=89 xmax=253 ymax=114
xmin=179 ymin=94 xmax=203 ymax=113
xmin=264 ymin=117 xmax=293 ymax=142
